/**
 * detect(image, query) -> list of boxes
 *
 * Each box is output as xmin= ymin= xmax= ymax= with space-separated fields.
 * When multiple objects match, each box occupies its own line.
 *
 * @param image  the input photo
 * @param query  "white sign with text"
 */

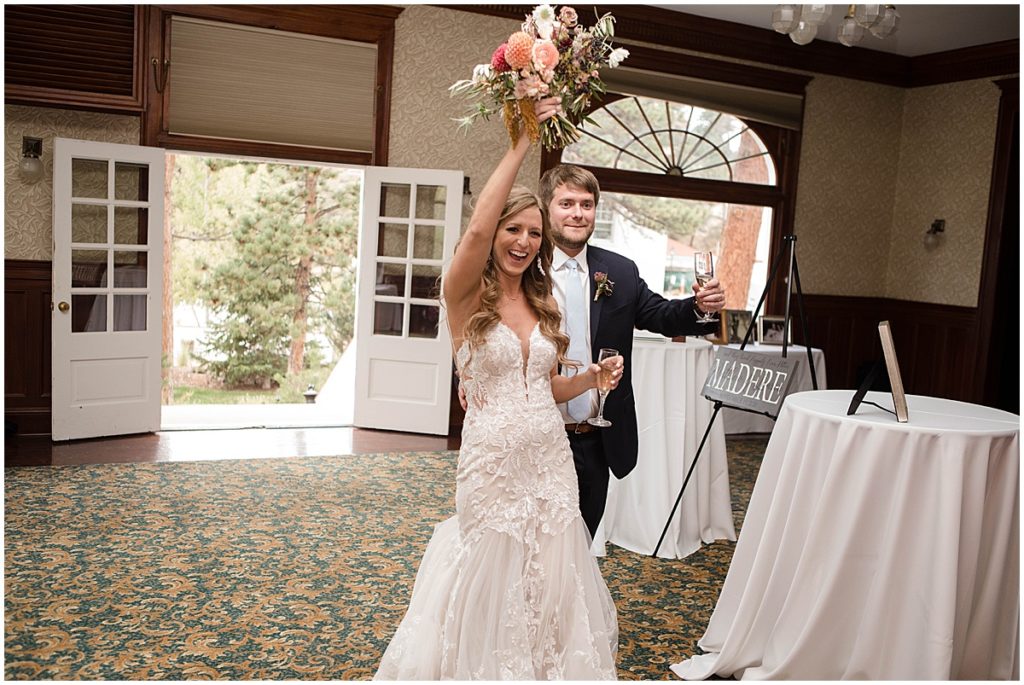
xmin=702 ymin=346 xmax=799 ymax=417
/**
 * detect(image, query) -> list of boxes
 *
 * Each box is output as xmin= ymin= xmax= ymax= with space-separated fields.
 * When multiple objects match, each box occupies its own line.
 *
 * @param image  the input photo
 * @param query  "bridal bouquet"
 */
xmin=449 ymin=4 xmax=629 ymax=150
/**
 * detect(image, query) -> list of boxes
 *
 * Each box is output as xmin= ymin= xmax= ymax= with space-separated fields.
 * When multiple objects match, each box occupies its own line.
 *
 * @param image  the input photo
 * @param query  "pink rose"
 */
xmin=559 ymin=6 xmax=578 ymax=26
xmin=532 ymin=40 xmax=560 ymax=71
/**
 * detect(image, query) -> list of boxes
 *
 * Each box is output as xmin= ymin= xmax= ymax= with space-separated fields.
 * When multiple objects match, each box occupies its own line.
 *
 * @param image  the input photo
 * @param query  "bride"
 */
xmin=375 ymin=97 xmax=621 ymax=680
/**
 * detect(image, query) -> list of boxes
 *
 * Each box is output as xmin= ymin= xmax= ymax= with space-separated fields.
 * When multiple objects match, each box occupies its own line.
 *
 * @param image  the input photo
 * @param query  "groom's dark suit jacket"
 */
xmin=584 ymin=245 xmax=717 ymax=479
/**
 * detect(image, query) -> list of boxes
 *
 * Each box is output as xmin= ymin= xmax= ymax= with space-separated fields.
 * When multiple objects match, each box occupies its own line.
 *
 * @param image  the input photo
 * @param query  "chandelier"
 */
xmin=771 ymin=4 xmax=901 ymax=47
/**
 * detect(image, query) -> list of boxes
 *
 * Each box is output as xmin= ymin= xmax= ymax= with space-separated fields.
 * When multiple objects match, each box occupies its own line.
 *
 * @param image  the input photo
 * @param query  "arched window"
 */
xmin=550 ymin=92 xmax=800 ymax=321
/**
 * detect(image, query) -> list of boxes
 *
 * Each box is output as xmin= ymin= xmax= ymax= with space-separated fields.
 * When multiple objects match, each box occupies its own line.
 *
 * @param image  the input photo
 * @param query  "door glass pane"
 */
xmin=413 ymin=225 xmax=444 ymax=260
xmin=113 ymin=253 xmax=148 ymax=287
xmin=379 ymin=183 xmax=410 ymax=218
xmin=113 ymin=295 xmax=147 ymax=332
xmin=72 ymin=159 xmax=108 ymax=198
xmin=410 ymin=304 xmax=440 ymax=339
xmin=72 ymin=294 xmax=105 ymax=333
xmin=414 ymin=185 xmax=446 ymax=220
xmin=114 ymin=207 xmax=148 ymax=246
xmin=71 ymin=204 xmax=107 ymax=244
xmin=373 ymin=302 xmax=403 ymax=336
xmin=114 ymin=162 xmax=148 ymax=201
xmin=411 ymin=265 xmax=441 ymax=299
xmin=377 ymin=223 xmax=408 ymax=258
xmin=375 ymin=263 xmax=406 ymax=297
xmin=71 ymin=250 xmax=108 ymax=287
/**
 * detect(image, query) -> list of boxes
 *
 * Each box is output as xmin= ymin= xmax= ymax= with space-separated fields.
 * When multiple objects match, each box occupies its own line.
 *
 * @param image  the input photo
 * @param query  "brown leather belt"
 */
xmin=565 ymin=422 xmax=599 ymax=435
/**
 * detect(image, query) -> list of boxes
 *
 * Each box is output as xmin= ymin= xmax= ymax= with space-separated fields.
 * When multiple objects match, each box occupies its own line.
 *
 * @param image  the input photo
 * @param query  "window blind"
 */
xmin=168 ymin=16 xmax=377 ymax=152
xmin=600 ymin=66 xmax=804 ymax=130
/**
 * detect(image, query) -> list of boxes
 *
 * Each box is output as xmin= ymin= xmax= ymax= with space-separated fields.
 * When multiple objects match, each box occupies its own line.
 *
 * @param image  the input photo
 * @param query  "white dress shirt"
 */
xmin=551 ymin=245 xmax=597 ymax=422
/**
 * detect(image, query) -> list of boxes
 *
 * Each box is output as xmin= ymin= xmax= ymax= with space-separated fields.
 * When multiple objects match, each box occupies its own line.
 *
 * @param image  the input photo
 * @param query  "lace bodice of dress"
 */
xmin=454 ymin=322 xmax=579 ymax=545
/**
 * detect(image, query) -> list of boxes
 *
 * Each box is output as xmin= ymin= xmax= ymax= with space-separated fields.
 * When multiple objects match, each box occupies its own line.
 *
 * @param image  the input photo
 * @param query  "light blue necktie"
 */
xmin=564 ymin=259 xmax=590 ymax=422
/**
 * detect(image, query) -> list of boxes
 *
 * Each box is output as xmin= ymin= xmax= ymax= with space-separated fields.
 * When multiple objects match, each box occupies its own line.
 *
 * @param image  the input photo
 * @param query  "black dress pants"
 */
xmin=567 ymin=430 xmax=610 ymax=540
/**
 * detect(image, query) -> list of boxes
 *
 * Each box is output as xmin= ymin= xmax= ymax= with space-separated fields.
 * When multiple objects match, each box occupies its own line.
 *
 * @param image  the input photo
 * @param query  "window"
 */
xmin=558 ymin=94 xmax=792 ymax=313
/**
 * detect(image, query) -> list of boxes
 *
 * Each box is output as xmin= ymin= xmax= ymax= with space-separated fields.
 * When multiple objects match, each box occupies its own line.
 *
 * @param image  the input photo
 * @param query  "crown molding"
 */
xmin=438 ymin=5 xmax=1018 ymax=88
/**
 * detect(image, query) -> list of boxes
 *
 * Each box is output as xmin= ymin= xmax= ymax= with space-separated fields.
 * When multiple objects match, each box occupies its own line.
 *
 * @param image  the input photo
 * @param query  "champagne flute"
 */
xmin=587 ymin=348 xmax=619 ymax=427
xmin=693 ymin=251 xmax=718 ymax=324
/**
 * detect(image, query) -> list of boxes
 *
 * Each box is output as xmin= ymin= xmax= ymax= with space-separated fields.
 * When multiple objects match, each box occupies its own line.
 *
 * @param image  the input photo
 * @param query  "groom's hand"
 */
xmin=693 ymin=277 xmax=725 ymax=314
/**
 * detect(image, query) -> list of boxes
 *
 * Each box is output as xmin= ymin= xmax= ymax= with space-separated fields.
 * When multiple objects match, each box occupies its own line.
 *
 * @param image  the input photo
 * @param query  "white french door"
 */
xmin=51 ymin=139 xmax=166 ymax=441
xmin=353 ymin=167 xmax=463 ymax=435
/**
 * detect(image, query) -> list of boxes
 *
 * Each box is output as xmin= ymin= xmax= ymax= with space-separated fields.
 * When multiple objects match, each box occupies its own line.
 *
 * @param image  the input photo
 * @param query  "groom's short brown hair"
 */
xmin=539 ymin=164 xmax=601 ymax=209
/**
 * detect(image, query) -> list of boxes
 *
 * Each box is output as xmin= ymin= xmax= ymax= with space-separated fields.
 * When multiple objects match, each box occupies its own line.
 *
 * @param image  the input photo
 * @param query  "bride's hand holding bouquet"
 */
xmin=449 ymin=4 xmax=629 ymax=150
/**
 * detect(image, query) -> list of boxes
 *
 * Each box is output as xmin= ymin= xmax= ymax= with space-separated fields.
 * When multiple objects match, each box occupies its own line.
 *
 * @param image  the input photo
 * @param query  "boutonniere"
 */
xmin=593 ymin=272 xmax=614 ymax=301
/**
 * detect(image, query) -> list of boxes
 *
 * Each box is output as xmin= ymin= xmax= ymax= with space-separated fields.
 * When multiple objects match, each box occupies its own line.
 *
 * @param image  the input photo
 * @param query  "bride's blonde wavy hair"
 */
xmin=453 ymin=186 xmax=576 ymax=370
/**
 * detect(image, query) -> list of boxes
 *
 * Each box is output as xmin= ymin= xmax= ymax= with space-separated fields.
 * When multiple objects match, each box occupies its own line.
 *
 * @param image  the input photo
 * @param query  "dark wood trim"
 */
xmin=973 ymin=77 xmax=1018 ymax=406
xmin=373 ymin=24 xmax=396 ymax=166
xmin=157 ymin=4 xmax=403 ymax=43
xmin=5 ymin=260 xmax=53 ymax=438
xmin=441 ymin=5 xmax=1018 ymax=88
xmin=910 ymin=41 xmax=1020 ymax=88
xmin=794 ymin=294 xmax=979 ymax=402
xmin=572 ymin=165 xmax=784 ymax=207
xmin=5 ymin=6 xmax=146 ymax=114
xmin=142 ymin=5 xmax=399 ymax=164
xmin=155 ymin=132 xmax=374 ymax=166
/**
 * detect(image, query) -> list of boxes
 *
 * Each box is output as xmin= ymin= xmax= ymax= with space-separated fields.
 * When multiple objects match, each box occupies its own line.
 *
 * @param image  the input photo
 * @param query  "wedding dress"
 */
xmin=375 ymin=321 xmax=618 ymax=680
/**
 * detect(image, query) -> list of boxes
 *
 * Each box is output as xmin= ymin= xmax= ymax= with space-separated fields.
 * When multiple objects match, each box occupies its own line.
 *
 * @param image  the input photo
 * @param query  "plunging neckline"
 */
xmin=497 ymin=319 xmax=540 ymax=376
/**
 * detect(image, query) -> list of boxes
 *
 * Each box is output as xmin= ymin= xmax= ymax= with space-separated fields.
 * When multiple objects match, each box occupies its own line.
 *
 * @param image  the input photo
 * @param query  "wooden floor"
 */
xmin=4 ymin=427 xmax=456 ymax=468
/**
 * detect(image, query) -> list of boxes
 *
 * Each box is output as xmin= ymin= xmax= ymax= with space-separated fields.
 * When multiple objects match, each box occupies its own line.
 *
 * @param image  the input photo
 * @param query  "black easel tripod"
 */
xmin=651 ymin=234 xmax=818 ymax=558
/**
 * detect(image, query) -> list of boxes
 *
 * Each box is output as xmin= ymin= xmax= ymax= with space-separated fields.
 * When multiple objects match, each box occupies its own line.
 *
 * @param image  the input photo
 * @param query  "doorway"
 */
xmin=161 ymin=152 xmax=362 ymax=430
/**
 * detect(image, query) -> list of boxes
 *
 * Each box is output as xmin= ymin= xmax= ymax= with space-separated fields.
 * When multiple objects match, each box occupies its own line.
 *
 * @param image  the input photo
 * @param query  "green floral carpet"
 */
xmin=5 ymin=436 xmax=767 ymax=680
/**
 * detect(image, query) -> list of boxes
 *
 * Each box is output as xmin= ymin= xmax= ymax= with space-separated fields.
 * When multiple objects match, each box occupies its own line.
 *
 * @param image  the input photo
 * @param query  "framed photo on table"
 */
xmin=724 ymin=309 xmax=753 ymax=345
xmin=757 ymin=315 xmax=790 ymax=345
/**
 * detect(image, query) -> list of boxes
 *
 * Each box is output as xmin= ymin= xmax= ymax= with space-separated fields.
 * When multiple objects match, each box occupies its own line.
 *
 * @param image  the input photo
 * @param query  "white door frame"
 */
xmin=353 ymin=167 xmax=463 ymax=435
xmin=51 ymin=138 xmax=166 ymax=441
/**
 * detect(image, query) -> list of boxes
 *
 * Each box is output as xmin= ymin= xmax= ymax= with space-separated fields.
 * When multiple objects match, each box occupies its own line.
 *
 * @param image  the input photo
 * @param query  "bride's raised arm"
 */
xmin=443 ymin=97 xmax=561 ymax=330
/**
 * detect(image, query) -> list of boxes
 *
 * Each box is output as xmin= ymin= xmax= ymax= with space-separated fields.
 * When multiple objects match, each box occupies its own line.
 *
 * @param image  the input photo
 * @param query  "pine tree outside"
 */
xmin=162 ymin=153 xmax=361 ymax=413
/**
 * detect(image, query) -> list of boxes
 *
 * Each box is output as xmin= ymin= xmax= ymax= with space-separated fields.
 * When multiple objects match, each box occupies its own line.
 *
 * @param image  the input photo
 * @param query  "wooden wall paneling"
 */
xmin=5 ymin=5 xmax=145 ymax=113
xmin=796 ymin=294 xmax=979 ymax=401
xmin=5 ymin=260 xmax=52 ymax=437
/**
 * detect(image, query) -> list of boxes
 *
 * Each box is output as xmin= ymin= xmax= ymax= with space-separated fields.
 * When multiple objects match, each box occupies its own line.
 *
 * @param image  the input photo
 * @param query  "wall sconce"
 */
xmin=923 ymin=218 xmax=945 ymax=249
xmin=20 ymin=137 xmax=44 ymax=184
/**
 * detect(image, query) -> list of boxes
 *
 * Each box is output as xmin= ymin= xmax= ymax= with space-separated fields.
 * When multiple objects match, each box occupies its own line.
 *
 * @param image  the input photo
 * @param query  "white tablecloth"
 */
xmin=672 ymin=390 xmax=1020 ymax=680
xmin=720 ymin=344 xmax=827 ymax=434
xmin=593 ymin=337 xmax=735 ymax=559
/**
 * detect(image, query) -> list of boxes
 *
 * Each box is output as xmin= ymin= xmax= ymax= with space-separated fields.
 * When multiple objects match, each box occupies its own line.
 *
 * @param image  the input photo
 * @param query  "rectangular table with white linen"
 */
xmin=672 ymin=390 xmax=1019 ymax=680
xmin=593 ymin=336 xmax=735 ymax=559
xmin=720 ymin=343 xmax=826 ymax=434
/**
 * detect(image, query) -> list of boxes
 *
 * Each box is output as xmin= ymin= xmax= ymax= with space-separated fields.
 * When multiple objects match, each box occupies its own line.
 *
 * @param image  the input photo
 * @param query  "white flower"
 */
xmin=607 ymin=47 xmax=629 ymax=68
xmin=471 ymin=63 xmax=494 ymax=84
xmin=532 ymin=4 xmax=556 ymax=39
xmin=532 ymin=4 xmax=555 ymax=25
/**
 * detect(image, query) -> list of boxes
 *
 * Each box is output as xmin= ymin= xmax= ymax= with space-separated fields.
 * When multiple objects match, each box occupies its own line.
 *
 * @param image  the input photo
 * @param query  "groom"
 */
xmin=539 ymin=164 xmax=726 ymax=539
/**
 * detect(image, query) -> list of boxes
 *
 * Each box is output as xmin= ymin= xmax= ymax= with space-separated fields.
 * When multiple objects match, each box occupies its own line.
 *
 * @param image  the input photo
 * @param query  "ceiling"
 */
xmin=653 ymin=4 xmax=1020 ymax=57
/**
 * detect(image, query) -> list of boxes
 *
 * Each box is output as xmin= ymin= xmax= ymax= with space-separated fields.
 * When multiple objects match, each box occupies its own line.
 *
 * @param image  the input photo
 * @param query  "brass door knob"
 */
xmin=58 ymin=301 xmax=70 ymax=312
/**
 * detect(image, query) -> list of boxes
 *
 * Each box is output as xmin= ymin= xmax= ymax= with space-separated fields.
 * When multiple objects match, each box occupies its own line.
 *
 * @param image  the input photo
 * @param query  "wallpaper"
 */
xmin=389 ymin=6 xmax=544 ymax=228
xmin=886 ymin=80 xmax=1000 ymax=307
xmin=794 ymin=75 xmax=905 ymax=299
xmin=4 ymin=105 xmax=140 ymax=260
xmin=389 ymin=7 xmax=1006 ymax=307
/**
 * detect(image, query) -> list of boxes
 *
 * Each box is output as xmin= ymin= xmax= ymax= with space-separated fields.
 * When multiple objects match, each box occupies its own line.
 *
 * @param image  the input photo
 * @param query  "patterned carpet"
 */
xmin=4 ymin=435 xmax=767 ymax=680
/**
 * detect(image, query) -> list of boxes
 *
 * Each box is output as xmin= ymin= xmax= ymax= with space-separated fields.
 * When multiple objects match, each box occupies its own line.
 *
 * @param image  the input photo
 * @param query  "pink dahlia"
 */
xmin=532 ymin=39 xmax=559 ymax=71
xmin=491 ymin=43 xmax=511 ymax=72
xmin=504 ymin=31 xmax=534 ymax=70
